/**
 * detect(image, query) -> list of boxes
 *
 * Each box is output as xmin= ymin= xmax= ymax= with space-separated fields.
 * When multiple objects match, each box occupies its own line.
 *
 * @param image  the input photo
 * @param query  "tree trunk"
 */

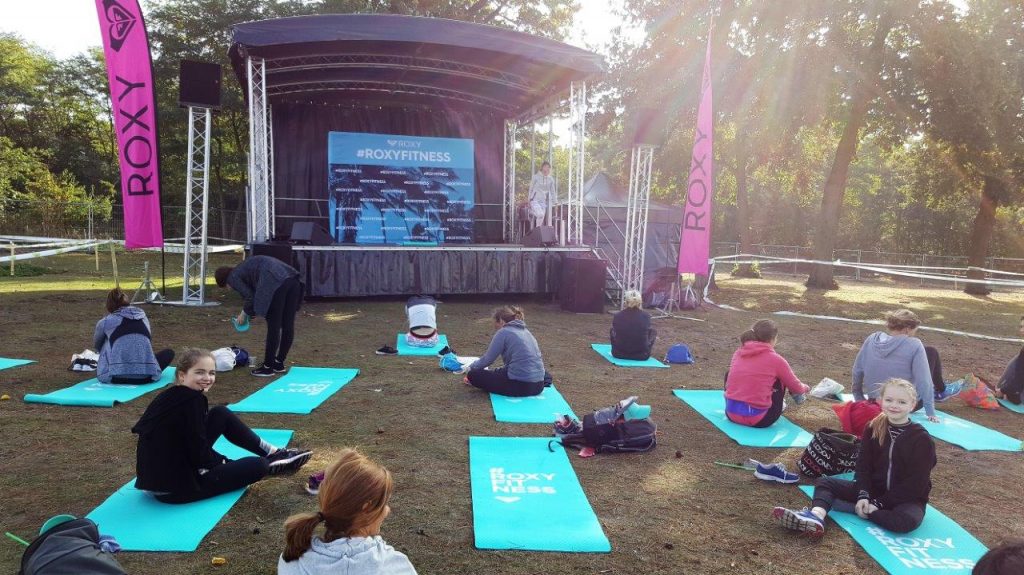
xmin=806 ymin=12 xmax=893 ymax=290
xmin=732 ymin=138 xmax=759 ymax=278
xmin=963 ymin=175 xmax=1002 ymax=295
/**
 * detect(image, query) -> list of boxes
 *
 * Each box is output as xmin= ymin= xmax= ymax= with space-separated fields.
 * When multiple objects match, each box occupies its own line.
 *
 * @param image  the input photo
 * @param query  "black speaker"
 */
xmin=523 ymin=225 xmax=557 ymax=247
xmin=626 ymin=106 xmax=664 ymax=146
xmin=251 ymin=242 xmax=294 ymax=267
xmin=560 ymin=257 xmax=607 ymax=313
xmin=179 ymin=60 xmax=222 ymax=109
xmin=291 ymin=221 xmax=334 ymax=246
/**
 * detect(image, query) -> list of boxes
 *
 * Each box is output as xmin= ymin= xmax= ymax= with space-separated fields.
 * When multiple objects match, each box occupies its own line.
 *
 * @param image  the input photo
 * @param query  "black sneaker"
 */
xmin=251 ymin=364 xmax=276 ymax=377
xmin=272 ymin=361 xmax=288 ymax=374
xmin=375 ymin=345 xmax=398 ymax=355
xmin=266 ymin=448 xmax=313 ymax=475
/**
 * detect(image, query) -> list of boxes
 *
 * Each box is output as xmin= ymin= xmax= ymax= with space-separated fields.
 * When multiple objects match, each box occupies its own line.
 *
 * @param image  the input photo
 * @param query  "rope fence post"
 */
xmin=9 ymin=243 xmax=14 ymax=276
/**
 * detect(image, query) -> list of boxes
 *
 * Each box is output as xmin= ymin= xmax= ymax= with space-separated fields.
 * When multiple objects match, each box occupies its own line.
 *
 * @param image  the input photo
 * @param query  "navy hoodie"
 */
xmin=854 ymin=421 xmax=936 ymax=509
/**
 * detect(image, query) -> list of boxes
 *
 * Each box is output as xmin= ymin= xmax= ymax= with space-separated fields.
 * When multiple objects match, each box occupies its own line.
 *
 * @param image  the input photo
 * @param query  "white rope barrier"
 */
xmin=773 ymin=311 xmax=1024 ymax=344
xmin=0 ymin=240 xmax=107 ymax=264
xmin=713 ymin=254 xmax=1024 ymax=288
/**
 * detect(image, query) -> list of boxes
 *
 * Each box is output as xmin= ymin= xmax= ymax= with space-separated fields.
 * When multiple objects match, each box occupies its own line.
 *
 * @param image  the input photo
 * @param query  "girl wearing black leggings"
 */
xmin=132 ymin=349 xmax=312 ymax=504
xmin=215 ymin=256 xmax=303 ymax=377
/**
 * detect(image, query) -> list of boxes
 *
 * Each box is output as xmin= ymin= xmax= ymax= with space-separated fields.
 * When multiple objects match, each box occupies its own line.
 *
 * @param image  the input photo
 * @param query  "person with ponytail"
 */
xmin=94 ymin=287 xmax=174 ymax=384
xmin=463 ymin=305 xmax=551 ymax=397
xmin=610 ymin=290 xmax=657 ymax=361
xmin=772 ymin=378 xmax=936 ymax=537
xmin=279 ymin=449 xmax=417 ymax=575
xmin=724 ymin=319 xmax=809 ymax=428
xmin=852 ymin=309 xmax=940 ymax=422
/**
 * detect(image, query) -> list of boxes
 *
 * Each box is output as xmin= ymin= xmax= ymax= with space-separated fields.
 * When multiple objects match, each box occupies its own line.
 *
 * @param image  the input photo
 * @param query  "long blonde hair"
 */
xmin=868 ymin=378 xmax=918 ymax=446
xmin=282 ymin=449 xmax=394 ymax=562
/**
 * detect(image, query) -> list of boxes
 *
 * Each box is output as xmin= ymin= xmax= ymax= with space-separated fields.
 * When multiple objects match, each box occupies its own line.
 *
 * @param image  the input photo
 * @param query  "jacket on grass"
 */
xmin=854 ymin=421 xmax=936 ymax=509
xmin=852 ymin=332 xmax=935 ymax=417
xmin=20 ymin=518 xmax=126 ymax=575
xmin=609 ymin=307 xmax=656 ymax=360
xmin=277 ymin=536 xmax=417 ymax=575
xmin=132 ymin=385 xmax=223 ymax=494
xmin=93 ymin=306 xmax=161 ymax=384
xmin=725 ymin=341 xmax=808 ymax=410
xmin=467 ymin=319 xmax=545 ymax=383
xmin=227 ymin=255 xmax=300 ymax=318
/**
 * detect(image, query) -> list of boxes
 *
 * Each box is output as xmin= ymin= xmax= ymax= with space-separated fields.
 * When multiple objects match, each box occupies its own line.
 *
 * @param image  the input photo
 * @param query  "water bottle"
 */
xmin=792 ymin=393 xmax=807 ymax=405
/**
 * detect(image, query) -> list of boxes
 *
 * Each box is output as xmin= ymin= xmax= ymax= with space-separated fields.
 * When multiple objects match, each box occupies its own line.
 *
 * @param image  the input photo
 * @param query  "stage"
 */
xmin=266 ymin=244 xmax=595 ymax=297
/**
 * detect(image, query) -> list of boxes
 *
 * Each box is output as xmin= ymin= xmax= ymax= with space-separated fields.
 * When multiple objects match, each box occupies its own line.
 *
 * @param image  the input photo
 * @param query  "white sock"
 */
xmin=261 ymin=439 xmax=278 ymax=456
xmin=810 ymin=507 xmax=827 ymax=520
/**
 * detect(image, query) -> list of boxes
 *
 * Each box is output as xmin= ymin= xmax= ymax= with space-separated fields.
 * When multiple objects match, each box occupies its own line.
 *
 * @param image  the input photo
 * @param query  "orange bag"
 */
xmin=958 ymin=374 xmax=1000 ymax=410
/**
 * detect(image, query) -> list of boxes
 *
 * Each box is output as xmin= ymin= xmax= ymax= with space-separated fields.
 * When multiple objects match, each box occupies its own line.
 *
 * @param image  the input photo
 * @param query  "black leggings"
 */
xmin=110 ymin=349 xmax=176 ymax=384
xmin=811 ymin=476 xmax=925 ymax=533
xmin=723 ymin=372 xmax=785 ymax=428
xmin=467 ymin=367 xmax=550 ymax=397
xmin=264 ymin=277 xmax=302 ymax=367
xmin=156 ymin=406 xmax=270 ymax=504
xmin=925 ymin=346 xmax=944 ymax=394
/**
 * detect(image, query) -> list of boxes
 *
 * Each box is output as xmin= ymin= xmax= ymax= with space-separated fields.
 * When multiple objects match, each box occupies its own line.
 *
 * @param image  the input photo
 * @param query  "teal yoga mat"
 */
xmin=23 ymin=367 xmax=175 ymax=407
xmin=998 ymin=398 xmax=1024 ymax=414
xmin=469 ymin=436 xmax=610 ymax=552
xmin=672 ymin=389 xmax=813 ymax=447
xmin=395 ymin=333 xmax=449 ymax=356
xmin=228 ymin=367 xmax=358 ymax=414
xmin=797 ymin=485 xmax=987 ymax=574
xmin=590 ymin=344 xmax=667 ymax=368
xmin=914 ymin=410 xmax=1022 ymax=451
xmin=839 ymin=395 xmax=1022 ymax=451
xmin=0 ymin=357 xmax=33 ymax=371
xmin=490 ymin=386 xmax=577 ymax=423
xmin=86 ymin=429 xmax=292 ymax=552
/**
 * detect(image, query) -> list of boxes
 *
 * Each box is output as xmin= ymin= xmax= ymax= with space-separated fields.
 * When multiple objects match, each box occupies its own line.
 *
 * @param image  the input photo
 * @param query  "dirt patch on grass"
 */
xmin=1 ymin=257 xmax=1022 ymax=574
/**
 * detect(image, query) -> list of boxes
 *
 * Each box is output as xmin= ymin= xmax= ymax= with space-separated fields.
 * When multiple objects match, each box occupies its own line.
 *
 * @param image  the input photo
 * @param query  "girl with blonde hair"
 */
xmin=609 ymin=290 xmax=658 ymax=361
xmin=771 ymin=378 xmax=936 ymax=537
xmin=279 ymin=449 xmax=416 ymax=575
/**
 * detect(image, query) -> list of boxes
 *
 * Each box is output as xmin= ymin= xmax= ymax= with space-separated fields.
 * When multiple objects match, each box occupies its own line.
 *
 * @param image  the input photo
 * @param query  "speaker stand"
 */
xmin=130 ymin=261 xmax=164 ymax=305
xmin=651 ymin=280 xmax=705 ymax=322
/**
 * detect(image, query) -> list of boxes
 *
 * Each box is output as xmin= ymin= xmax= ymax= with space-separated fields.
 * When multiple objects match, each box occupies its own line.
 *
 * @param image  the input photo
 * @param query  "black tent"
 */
xmin=576 ymin=172 xmax=683 ymax=291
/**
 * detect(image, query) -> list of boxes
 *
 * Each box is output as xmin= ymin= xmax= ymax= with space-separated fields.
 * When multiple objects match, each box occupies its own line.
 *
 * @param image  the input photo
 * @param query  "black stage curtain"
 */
xmin=271 ymin=103 xmax=504 ymax=242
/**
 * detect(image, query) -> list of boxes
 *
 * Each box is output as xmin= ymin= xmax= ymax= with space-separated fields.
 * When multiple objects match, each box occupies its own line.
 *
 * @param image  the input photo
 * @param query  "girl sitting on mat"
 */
xmin=132 ymin=348 xmax=312 ymax=504
xmin=852 ymin=309 xmax=940 ymax=422
xmin=724 ymin=319 xmax=809 ymax=428
xmin=610 ymin=290 xmax=657 ymax=361
xmin=992 ymin=316 xmax=1024 ymax=405
xmin=94 ymin=287 xmax=175 ymax=384
xmin=279 ymin=449 xmax=417 ymax=575
xmin=405 ymin=295 xmax=440 ymax=348
xmin=464 ymin=305 xmax=551 ymax=397
xmin=772 ymin=378 xmax=936 ymax=537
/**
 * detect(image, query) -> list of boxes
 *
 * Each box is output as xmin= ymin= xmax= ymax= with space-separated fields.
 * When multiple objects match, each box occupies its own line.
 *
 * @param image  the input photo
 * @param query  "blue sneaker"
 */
xmin=772 ymin=506 xmax=825 ymax=537
xmin=936 ymin=380 xmax=964 ymax=402
xmin=754 ymin=462 xmax=800 ymax=484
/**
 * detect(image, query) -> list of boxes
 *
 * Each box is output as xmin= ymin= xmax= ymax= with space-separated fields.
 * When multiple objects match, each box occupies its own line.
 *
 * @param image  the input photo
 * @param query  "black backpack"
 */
xmin=557 ymin=398 xmax=657 ymax=454
xmin=19 ymin=518 xmax=127 ymax=575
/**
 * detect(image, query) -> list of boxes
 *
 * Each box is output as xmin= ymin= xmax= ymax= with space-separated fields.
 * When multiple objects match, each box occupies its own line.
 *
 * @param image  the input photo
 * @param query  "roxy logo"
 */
xmin=489 ymin=467 xmax=557 ymax=499
xmin=101 ymin=0 xmax=138 ymax=52
xmin=386 ymin=139 xmax=421 ymax=148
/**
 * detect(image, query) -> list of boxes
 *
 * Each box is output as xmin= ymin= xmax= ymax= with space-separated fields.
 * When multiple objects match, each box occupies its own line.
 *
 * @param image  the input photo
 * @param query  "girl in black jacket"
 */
xmin=610 ymin=290 xmax=657 ymax=361
xmin=771 ymin=378 xmax=936 ymax=536
xmin=132 ymin=349 xmax=312 ymax=504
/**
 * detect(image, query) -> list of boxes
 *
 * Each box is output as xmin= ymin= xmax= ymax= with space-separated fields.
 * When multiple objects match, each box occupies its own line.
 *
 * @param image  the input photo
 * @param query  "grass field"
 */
xmin=1 ymin=251 xmax=1022 ymax=574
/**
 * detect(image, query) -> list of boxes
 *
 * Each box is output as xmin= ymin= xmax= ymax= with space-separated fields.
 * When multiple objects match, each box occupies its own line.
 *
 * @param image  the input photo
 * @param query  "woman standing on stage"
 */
xmin=527 ymin=161 xmax=555 ymax=229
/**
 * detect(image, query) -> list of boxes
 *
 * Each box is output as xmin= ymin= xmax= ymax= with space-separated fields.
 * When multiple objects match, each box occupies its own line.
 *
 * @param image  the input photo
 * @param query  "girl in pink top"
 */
xmin=724 ymin=320 xmax=809 ymax=428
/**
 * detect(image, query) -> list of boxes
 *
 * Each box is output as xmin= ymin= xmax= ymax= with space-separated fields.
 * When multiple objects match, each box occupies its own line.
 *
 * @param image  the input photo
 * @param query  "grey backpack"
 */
xmin=20 ymin=519 xmax=127 ymax=575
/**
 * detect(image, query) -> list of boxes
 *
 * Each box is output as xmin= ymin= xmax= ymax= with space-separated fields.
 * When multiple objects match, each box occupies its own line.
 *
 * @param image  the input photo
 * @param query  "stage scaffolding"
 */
xmin=246 ymin=57 xmax=273 ymax=244
xmin=621 ymin=145 xmax=656 ymax=306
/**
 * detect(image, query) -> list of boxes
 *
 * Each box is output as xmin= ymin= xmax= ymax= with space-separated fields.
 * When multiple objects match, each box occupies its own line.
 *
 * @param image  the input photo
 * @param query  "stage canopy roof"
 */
xmin=228 ymin=14 xmax=604 ymax=120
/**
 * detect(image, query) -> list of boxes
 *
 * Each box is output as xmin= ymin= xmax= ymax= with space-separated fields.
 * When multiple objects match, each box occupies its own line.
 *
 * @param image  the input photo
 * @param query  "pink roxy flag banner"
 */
xmin=678 ymin=33 xmax=713 ymax=274
xmin=95 ymin=0 xmax=163 ymax=248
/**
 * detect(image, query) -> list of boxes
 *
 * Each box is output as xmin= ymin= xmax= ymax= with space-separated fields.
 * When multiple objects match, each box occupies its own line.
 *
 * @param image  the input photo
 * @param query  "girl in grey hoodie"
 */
xmin=94 ymin=288 xmax=174 ymax=384
xmin=279 ymin=449 xmax=416 ymax=575
xmin=465 ymin=305 xmax=550 ymax=397
xmin=852 ymin=310 xmax=939 ymax=421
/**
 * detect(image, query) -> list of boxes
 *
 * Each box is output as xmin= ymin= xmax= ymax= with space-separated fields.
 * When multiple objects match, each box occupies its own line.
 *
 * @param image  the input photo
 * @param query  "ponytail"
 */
xmin=282 ymin=512 xmax=322 ymax=562
xmin=493 ymin=305 xmax=525 ymax=323
xmin=739 ymin=320 xmax=777 ymax=344
xmin=867 ymin=411 xmax=891 ymax=447
xmin=739 ymin=329 xmax=756 ymax=344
